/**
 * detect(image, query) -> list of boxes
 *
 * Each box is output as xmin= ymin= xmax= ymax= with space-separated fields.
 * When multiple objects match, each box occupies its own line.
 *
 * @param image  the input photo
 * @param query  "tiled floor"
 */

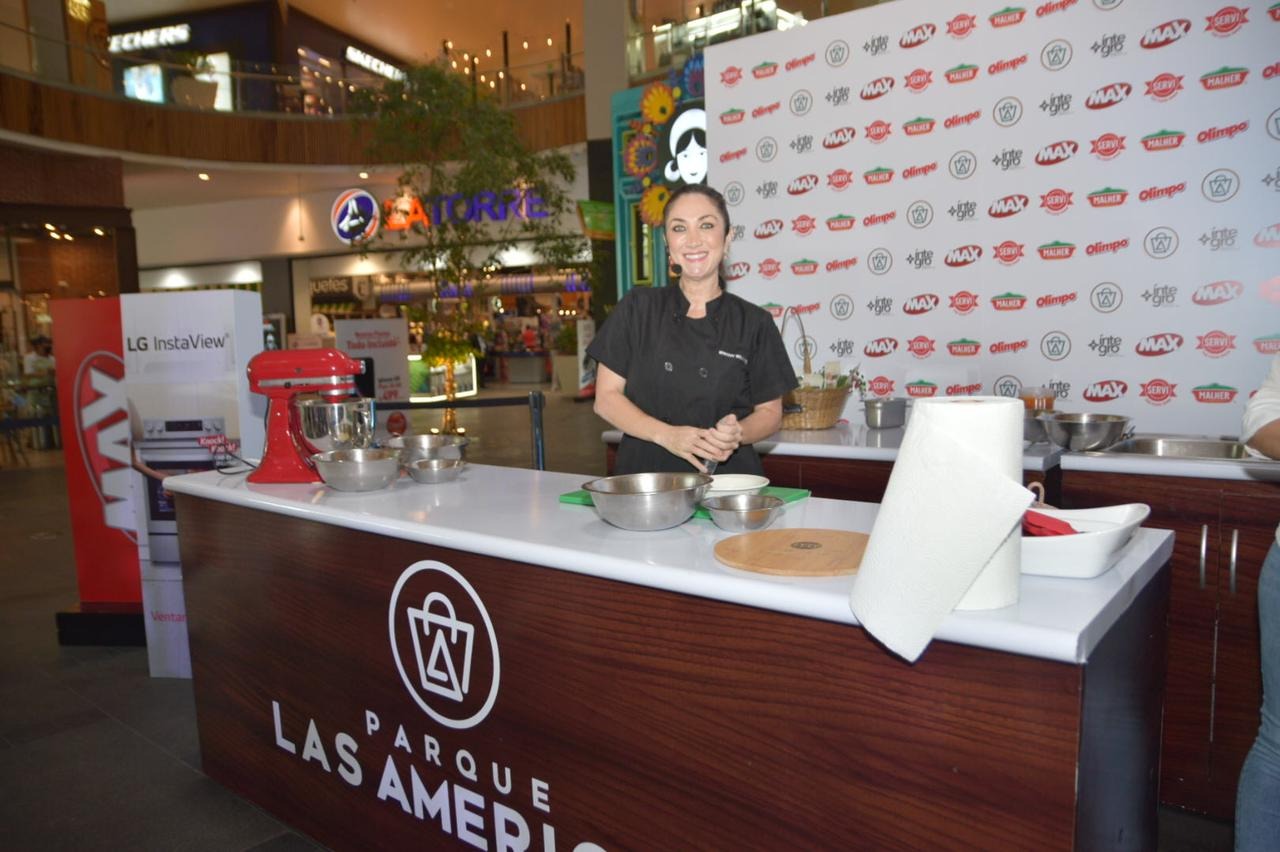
xmin=0 ymin=382 xmax=1235 ymax=850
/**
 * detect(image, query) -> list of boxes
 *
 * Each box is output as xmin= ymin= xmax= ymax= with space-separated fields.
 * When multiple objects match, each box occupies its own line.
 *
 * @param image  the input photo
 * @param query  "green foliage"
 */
xmin=553 ymin=322 xmax=577 ymax=355
xmin=349 ymin=64 xmax=585 ymax=364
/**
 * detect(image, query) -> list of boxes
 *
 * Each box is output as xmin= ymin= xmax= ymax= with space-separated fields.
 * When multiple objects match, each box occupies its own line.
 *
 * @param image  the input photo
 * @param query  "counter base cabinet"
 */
xmin=1063 ymin=472 xmax=1280 ymax=820
xmin=177 ymin=496 xmax=1164 ymax=851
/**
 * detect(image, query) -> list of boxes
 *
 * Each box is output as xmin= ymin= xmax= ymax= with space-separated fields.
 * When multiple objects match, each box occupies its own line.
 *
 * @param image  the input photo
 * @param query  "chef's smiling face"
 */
xmin=664 ymin=192 xmax=732 ymax=287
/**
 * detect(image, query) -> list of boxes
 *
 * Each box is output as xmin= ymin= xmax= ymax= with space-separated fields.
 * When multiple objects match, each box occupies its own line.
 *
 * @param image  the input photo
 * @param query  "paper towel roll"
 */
xmin=848 ymin=397 xmax=1031 ymax=662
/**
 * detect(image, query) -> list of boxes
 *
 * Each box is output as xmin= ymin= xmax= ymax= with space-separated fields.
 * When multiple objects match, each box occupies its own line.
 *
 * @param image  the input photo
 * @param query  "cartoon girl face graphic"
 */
xmin=663 ymin=107 xmax=708 ymax=186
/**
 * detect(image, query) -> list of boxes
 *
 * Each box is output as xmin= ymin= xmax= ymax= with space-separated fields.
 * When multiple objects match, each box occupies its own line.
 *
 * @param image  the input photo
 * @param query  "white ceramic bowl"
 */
xmin=1020 ymin=503 xmax=1151 ymax=579
xmin=707 ymin=474 xmax=769 ymax=497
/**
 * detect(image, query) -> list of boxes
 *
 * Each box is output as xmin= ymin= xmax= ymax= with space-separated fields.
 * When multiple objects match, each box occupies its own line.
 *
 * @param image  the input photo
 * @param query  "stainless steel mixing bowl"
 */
xmin=312 ymin=448 xmax=400 ymax=492
xmin=406 ymin=457 xmax=466 ymax=484
xmin=702 ymin=493 xmax=784 ymax=532
xmin=1037 ymin=412 xmax=1131 ymax=452
xmin=385 ymin=433 xmax=469 ymax=466
xmin=580 ymin=472 xmax=713 ymax=531
xmin=297 ymin=396 xmax=375 ymax=453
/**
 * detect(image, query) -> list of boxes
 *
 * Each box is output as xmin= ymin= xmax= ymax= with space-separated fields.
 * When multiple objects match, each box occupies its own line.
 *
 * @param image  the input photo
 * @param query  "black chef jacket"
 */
xmin=587 ymin=284 xmax=798 ymax=474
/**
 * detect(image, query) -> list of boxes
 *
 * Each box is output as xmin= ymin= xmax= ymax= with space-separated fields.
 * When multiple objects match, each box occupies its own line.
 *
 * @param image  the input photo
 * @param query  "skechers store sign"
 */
xmin=331 ymin=188 xmax=551 ymax=246
xmin=109 ymin=24 xmax=191 ymax=53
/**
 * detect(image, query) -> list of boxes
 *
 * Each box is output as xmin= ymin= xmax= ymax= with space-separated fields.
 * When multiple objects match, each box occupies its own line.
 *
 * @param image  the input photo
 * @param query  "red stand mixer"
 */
xmin=246 ymin=349 xmax=365 ymax=483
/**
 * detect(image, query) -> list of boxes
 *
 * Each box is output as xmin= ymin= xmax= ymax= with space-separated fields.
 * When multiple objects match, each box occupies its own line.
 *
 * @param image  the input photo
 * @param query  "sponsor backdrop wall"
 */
xmin=705 ymin=0 xmax=1277 ymax=434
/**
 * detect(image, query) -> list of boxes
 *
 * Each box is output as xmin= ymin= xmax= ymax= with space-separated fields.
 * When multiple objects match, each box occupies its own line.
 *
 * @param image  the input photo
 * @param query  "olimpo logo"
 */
xmin=389 ymin=561 xmax=500 ymax=729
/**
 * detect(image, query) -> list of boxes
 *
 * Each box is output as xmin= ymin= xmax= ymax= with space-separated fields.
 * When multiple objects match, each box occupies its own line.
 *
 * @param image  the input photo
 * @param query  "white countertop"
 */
xmin=165 ymin=463 xmax=1171 ymax=666
xmin=1061 ymin=450 xmax=1280 ymax=483
xmin=602 ymin=425 xmax=1063 ymax=472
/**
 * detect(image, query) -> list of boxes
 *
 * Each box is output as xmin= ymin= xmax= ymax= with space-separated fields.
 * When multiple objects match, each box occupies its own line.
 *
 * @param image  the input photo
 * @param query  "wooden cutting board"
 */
xmin=714 ymin=529 xmax=869 ymax=576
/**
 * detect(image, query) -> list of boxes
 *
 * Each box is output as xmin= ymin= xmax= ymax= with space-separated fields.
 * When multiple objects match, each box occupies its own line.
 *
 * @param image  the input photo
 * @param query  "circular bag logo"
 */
xmin=825 ymin=39 xmax=850 ymax=67
xmin=949 ymin=150 xmax=977 ymax=180
xmin=794 ymin=335 xmax=817 ymax=362
xmin=1041 ymin=39 xmax=1073 ymax=71
xmin=1144 ymin=226 xmax=1180 ymax=259
xmin=331 ymin=189 xmax=380 ymax=245
xmin=830 ymin=293 xmax=855 ymax=320
xmin=724 ymin=181 xmax=745 ymax=206
xmin=993 ymin=96 xmax=1023 ymax=128
xmin=389 ymin=561 xmax=500 ymax=729
xmin=867 ymin=247 xmax=894 ymax=275
xmin=789 ymin=89 xmax=813 ymax=116
xmin=906 ymin=200 xmax=934 ymax=229
xmin=1041 ymin=331 xmax=1072 ymax=361
xmin=755 ymin=136 xmax=778 ymax=162
xmin=1201 ymin=168 xmax=1240 ymax=202
xmin=1090 ymin=282 xmax=1124 ymax=313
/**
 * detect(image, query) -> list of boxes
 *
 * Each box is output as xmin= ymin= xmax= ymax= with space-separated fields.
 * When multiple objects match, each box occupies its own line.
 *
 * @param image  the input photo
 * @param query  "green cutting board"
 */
xmin=559 ymin=486 xmax=810 ymax=520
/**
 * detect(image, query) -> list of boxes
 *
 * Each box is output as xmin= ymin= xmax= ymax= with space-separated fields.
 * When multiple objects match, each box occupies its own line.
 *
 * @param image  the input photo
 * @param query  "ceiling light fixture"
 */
xmin=64 ymin=234 xmax=74 ymax=241
xmin=44 ymin=223 xmax=55 ymax=230
xmin=546 ymin=37 xmax=553 ymax=47
xmin=358 ymin=171 xmax=369 ymax=180
xmin=50 ymin=232 xmax=62 ymax=240
xmin=522 ymin=40 xmax=528 ymax=49
xmin=93 ymin=227 xmax=105 ymax=236
xmin=485 ymin=48 xmax=491 ymax=57
xmin=198 ymin=172 xmax=210 ymax=181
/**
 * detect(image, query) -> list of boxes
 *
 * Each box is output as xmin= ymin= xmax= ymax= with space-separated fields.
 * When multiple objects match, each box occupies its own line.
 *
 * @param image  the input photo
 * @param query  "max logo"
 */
xmin=1135 ymin=333 xmax=1184 ymax=356
xmin=73 ymin=352 xmax=136 ymax=539
xmin=1084 ymin=380 xmax=1128 ymax=402
xmin=1140 ymin=19 xmax=1192 ymax=49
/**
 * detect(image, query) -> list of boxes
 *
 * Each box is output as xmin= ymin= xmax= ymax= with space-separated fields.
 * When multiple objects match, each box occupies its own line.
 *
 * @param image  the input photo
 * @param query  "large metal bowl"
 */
xmin=297 ymin=396 xmax=375 ymax=453
xmin=580 ymin=472 xmax=713 ymax=531
xmin=702 ymin=493 xmax=784 ymax=532
xmin=385 ymin=433 xmax=469 ymax=466
xmin=312 ymin=448 xmax=400 ymax=492
xmin=1037 ymin=412 xmax=1131 ymax=452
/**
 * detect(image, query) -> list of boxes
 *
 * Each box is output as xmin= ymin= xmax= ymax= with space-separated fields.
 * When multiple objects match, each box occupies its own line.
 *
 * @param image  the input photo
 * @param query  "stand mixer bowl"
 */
xmin=297 ymin=396 xmax=375 ymax=453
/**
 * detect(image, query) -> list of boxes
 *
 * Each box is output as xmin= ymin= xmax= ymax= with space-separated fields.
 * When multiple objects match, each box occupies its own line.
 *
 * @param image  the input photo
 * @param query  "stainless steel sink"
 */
xmin=1102 ymin=436 xmax=1249 ymax=460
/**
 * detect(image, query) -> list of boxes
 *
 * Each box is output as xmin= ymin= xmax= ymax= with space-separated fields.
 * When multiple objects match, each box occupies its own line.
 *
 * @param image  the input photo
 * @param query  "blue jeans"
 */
xmin=1236 ymin=540 xmax=1280 ymax=851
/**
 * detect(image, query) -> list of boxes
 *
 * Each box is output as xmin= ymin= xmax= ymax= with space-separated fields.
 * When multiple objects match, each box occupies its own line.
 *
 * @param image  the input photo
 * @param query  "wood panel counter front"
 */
xmin=166 ymin=465 xmax=1171 ymax=851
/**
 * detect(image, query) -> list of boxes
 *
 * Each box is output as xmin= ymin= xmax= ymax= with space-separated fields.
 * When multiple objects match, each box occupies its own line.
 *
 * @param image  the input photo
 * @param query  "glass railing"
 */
xmin=0 ymin=19 xmax=585 ymax=117
xmin=0 ymin=1 xmax=818 ymax=121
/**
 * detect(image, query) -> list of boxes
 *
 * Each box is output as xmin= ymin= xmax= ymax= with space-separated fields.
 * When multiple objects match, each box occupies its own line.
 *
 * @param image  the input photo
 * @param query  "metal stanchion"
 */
xmin=528 ymin=390 xmax=546 ymax=471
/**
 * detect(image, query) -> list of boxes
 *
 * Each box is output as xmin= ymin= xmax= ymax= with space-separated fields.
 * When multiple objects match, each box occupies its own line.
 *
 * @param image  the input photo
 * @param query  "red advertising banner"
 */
xmin=51 ymin=297 xmax=141 ymax=605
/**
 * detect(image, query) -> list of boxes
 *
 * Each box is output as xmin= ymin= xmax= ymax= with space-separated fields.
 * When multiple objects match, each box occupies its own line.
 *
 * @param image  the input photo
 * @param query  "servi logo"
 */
xmin=266 ymin=560 xmax=607 ymax=851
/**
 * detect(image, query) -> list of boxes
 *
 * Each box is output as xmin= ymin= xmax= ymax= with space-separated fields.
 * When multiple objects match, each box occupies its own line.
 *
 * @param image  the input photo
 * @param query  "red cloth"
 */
xmin=1023 ymin=510 xmax=1077 ymax=537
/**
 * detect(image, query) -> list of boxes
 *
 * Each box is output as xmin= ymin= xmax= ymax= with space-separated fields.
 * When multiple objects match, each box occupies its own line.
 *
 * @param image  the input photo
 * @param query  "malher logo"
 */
xmin=752 ymin=61 xmax=779 ymax=79
xmin=990 ymin=7 xmax=1028 ymax=28
xmin=899 ymin=23 xmax=937 ymax=48
xmin=1141 ymin=129 xmax=1186 ymax=151
xmin=1201 ymin=66 xmax=1250 ymax=90
xmin=1037 ymin=241 xmax=1077 ymax=260
xmin=1086 ymin=82 xmax=1131 ymax=109
xmin=1193 ymin=280 xmax=1244 ymax=305
xmin=904 ymin=117 xmax=937 ymax=136
xmin=1084 ymin=379 xmax=1128 ymax=402
xmin=1192 ymin=383 xmax=1239 ymax=403
xmin=1140 ymin=379 xmax=1177 ymax=405
xmin=791 ymin=259 xmax=819 ymax=276
xmin=948 ymin=338 xmax=982 ymax=356
xmin=389 ymin=560 xmax=500 ymax=729
xmin=826 ymin=213 xmax=856 ymax=231
xmin=1088 ymin=187 xmax=1129 ymax=207
xmin=719 ymin=109 xmax=745 ymax=125
xmin=946 ymin=64 xmax=980 ymax=83
xmin=991 ymin=291 xmax=1028 ymax=310
xmin=1135 ymin=332 xmax=1184 ymax=356
xmin=72 ymin=351 xmax=137 ymax=539
xmin=1140 ymin=19 xmax=1192 ymax=49
xmin=864 ymin=167 xmax=895 ymax=185
xmin=861 ymin=76 xmax=895 ymax=100
xmin=906 ymin=380 xmax=940 ymax=398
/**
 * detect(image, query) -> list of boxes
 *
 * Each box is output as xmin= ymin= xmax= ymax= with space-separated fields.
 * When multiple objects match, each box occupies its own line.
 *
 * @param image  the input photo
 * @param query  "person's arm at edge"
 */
xmin=1243 ymin=355 xmax=1280 ymax=460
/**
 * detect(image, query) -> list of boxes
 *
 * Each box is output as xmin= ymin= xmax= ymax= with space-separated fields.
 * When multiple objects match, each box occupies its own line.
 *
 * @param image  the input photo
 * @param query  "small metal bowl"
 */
xmin=1024 ymin=408 xmax=1053 ymax=444
xmin=386 ymin=433 xmax=469 ymax=466
xmin=312 ymin=448 xmax=400 ymax=492
xmin=407 ymin=457 xmax=466 ymax=484
xmin=702 ymin=493 xmax=784 ymax=532
xmin=581 ymin=472 xmax=713 ymax=531
xmin=1037 ymin=412 xmax=1131 ymax=452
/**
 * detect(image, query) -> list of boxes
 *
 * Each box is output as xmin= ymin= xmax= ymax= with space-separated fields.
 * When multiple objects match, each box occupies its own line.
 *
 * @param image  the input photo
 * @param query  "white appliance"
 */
xmin=135 ymin=417 xmax=224 ymax=564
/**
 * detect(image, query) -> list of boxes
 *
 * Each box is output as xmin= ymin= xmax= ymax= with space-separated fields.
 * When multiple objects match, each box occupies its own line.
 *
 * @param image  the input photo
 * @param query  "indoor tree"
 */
xmin=350 ymin=62 xmax=584 ymax=430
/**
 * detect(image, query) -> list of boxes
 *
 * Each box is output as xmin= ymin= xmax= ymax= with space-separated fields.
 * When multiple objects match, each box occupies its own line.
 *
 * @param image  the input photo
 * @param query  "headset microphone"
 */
xmin=671 ymin=263 xmax=683 ymax=276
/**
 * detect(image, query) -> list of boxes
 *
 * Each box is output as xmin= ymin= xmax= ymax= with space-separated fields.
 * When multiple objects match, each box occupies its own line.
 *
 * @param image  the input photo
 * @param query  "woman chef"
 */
xmin=588 ymin=184 xmax=797 ymax=475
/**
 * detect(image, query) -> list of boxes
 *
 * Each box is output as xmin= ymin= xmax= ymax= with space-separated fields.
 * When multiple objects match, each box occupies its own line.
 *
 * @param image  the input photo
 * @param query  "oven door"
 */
xmin=135 ymin=443 xmax=217 ymax=563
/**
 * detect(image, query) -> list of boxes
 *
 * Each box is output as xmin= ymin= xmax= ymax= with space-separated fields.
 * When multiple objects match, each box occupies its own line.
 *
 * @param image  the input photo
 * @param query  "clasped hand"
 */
xmin=658 ymin=414 xmax=742 ymax=473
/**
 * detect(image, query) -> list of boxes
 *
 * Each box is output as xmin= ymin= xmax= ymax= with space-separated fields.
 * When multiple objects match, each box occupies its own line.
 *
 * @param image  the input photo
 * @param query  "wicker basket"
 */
xmin=779 ymin=307 xmax=852 ymax=430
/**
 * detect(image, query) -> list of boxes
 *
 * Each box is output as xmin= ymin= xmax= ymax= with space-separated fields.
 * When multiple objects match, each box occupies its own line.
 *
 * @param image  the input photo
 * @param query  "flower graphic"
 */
xmin=681 ymin=55 xmax=705 ymax=100
xmin=639 ymin=183 xmax=670 ymax=227
xmin=623 ymin=134 xmax=657 ymax=177
xmin=640 ymin=82 xmax=675 ymax=125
